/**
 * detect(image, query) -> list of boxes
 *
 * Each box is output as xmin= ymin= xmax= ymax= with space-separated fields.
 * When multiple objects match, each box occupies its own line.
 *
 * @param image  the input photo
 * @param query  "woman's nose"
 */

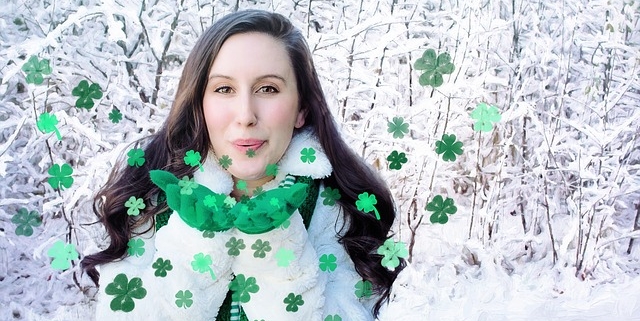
xmin=235 ymin=94 xmax=257 ymax=126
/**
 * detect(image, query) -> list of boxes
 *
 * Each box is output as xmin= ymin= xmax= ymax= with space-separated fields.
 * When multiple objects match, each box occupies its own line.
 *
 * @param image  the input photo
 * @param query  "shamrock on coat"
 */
xmin=152 ymin=258 xmax=173 ymax=277
xmin=225 ymin=237 xmax=246 ymax=256
xmin=11 ymin=208 xmax=41 ymax=237
xmin=325 ymin=315 xmax=343 ymax=321
xmin=275 ymin=248 xmax=295 ymax=267
xmin=354 ymin=280 xmax=373 ymax=298
xmin=105 ymin=273 xmax=148 ymax=312
xmin=229 ymin=274 xmax=260 ymax=303
xmin=175 ymin=290 xmax=193 ymax=309
xmin=283 ymin=293 xmax=304 ymax=312
xmin=127 ymin=148 xmax=145 ymax=167
xmin=414 ymin=48 xmax=455 ymax=87
xmin=191 ymin=252 xmax=216 ymax=280
xmin=127 ymin=238 xmax=145 ymax=257
xmin=300 ymin=147 xmax=316 ymax=164
xmin=251 ymin=239 xmax=272 ymax=258
xmin=320 ymin=186 xmax=341 ymax=206
xmin=319 ymin=254 xmax=337 ymax=272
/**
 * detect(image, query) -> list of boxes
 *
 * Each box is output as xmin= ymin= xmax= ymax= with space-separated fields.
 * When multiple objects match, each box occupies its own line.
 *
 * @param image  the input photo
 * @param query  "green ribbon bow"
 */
xmin=149 ymin=170 xmax=308 ymax=234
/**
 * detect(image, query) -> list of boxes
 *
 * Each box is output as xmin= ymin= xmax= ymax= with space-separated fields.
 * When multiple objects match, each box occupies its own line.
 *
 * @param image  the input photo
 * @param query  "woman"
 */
xmin=82 ymin=9 xmax=403 ymax=320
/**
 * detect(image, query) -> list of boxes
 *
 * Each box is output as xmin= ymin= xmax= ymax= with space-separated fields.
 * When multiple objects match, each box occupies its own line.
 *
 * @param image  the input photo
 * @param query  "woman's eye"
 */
xmin=258 ymin=86 xmax=278 ymax=94
xmin=214 ymin=86 xmax=232 ymax=94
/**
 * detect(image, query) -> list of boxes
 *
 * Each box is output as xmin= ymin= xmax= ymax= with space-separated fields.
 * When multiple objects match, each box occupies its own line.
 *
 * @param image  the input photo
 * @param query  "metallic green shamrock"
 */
xmin=105 ymin=273 xmax=147 ymax=312
xmin=414 ymin=49 xmax=455 ymax=87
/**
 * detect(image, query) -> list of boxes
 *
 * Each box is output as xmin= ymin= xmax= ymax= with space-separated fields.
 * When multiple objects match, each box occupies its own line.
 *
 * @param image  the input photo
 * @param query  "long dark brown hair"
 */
xmin=82 ymin=9 xmax=404 ymax=316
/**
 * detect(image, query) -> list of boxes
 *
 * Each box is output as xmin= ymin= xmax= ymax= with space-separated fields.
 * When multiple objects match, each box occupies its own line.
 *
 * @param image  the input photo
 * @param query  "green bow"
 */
xmin=149 ymin=170 xmax=308 ymax=234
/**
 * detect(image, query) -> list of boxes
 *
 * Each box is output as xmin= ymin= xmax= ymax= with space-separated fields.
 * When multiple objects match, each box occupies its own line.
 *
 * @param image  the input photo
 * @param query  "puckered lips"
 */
xmin=233 ymin=138 xmax=265 ymax=153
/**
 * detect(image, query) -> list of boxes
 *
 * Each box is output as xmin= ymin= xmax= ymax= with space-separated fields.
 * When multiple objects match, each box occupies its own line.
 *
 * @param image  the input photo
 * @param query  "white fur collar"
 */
xmin=194 ymin=129 xmax=332 ymax=194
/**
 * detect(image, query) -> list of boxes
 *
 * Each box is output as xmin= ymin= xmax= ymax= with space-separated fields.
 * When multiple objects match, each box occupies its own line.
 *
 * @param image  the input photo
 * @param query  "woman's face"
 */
xmin=203 ymin=32 xmax=305 ymax=190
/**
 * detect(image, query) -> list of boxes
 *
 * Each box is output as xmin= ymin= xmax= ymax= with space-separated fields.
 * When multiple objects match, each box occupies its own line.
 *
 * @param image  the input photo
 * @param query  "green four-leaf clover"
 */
xmin=127 ymin=238 xmax=145 ymax=257
xmin=300 ymin=147 xmax=316 ymax=164
xmin=72 ymin=80 xmax=103 ymax=109
xmin=175 ymin=290 xmax=193 ymax=309
xmin=219 ymin=155 xmax=232 ymax=169
xmin=283 ymin=293 xmax=304 ymax=312
xmin=426 ymin=195 xmax=457 ymax=224
xmin=48 ymin=163 xmax=73 ymax=190
xmin=325 ymin=315 xmax=343 ymax=321
xmin=152 ymin=258 xmax=173 ymax=277
xmin=229 ymin=274 xmax=260 ymax=303
xmin=319 ymin=254 xmax=337 ymax=272
xmin=246 ymin=149 xmax=256 ymax=158
xmin=387 ymin=150 xmax=408 ymax=170
xmin=377 ymin=238 xmax=408 ymax=270
xmin=251 ymin=239 xmax=272 ymax=258
xmin=435 ymin=134 xmax=463 ymax=162
xmin=11 ymin=208 xmax=41 ymax=237
xmin=265 ymin=163 xmax=278 ymax=176
xmin=22 ymin=55 xmax=52 ymax=85
xmin=387 ymin=117 xmax=409 ymax=139
xmin=105 ymin=273 xmax=147 ymax=312
xmin=414 ymin=48 xmax=455 ymax=87
xmin=109 ymin=108 xmax=123 ymax=123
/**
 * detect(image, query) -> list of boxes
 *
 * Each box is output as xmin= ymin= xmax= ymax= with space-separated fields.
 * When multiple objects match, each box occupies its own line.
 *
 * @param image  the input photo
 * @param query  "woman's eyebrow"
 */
xmin=208 ymin=73 xmax=288 ymax=84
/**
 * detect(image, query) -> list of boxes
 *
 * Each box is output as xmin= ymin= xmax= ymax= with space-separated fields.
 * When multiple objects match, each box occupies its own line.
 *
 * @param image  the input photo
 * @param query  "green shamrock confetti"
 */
xmin=184 ymin=150 xmax=204 ymax=171
xmin=127 ymin=148 xmax=145 ymax=167
xmin=152 ymin=258 xmax=173 ymax=277
xmin=127 ymin=238 xmax=145 ymax=257
xmin=387 ymin=150 xmax=408 ymax=170
xmin=377 ymin=238 xmax=408 ymax=270
xmin=202 ymin=230 xmax=216 ymax=238
xmin=319 ymin=254 xmax=337 ymax=272
xmin=47 ymin=240 xmax=78 ymax=270
xmin=283 ymin=293 xmax=304 ymax=312
xmin=414 ymin=48 xmax=455 ymax=87
xmin=300 ymin=147 xmax=316 ymax=164
xmin=354 ymin=280 xmax=373 ymax=298
xmin=48 ymin=163 xmax=73 ymax=190
xmin=435 ymin=134 xmax=463 ymax=162
xmin=253 ymin=186 xmax=264 ymax=197
xmin=72 ymin=80 xmax=103 ymax=109
xmin=246 ymin=148 xmax=256 ymax=158
xmin=219 ymin=155 xmax=232 ymax=169
xmin=265 ymin=163 xmax=278 ymax=176
xmin=191 ymin=252 xmax=216 ymax=280
xmin=275 ymin=248 xmax=295 ymax=267
xmin=320 ymin=187 xmax=341 ymax=206
xmin=325 ymin=315 xmax=343 ymax=321
xmin=36 ymin=112 xmax=62 ymax=140
xmin=109 ymin=108 xmax=123 ymax=123
xmin=105 ymin=273 xmax=147 ymax=312
xmin=426 ymin=195 xmax=458 ymax=224
xmin=470 ymin=102 xmax=501 ymax=132
xmin=225 ymin=237 xmax=246 ymax=256
xmin=11 ymin=208 xmax=41 ymax=237
xmin=178 ymin=176 xmax=198 ymax=195
xmin=124 ymin=196 xmax=145 ymax=216
xmin=229 ymin=274 xmax=260 ymax=303
xmin=22 ymin=55 xmax=52 ymax=85
xmin=387 ymin=117 xmax=409 ymax=139
xmin=356 ymin=192 xmax=380 ymax=220
xmin=175 ymin=290 xmax=193 ymax=309
xmin=251 ymin=239 xmax=272 ymax=258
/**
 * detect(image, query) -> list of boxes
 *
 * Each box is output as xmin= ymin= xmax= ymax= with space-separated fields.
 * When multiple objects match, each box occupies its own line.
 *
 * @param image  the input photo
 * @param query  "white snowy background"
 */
xmin=1 ymin=0 xmax=639 ymax=320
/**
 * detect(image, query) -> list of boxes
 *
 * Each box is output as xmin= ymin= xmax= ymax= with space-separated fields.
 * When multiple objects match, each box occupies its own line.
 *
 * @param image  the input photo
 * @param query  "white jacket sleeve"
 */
xmin=231 ymin=211 xmax=325 ymax=321
xmin=308 ymin=186 xmax=375 ymax=321
xmin=95 ymin=213 xmax=234 ymax=320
